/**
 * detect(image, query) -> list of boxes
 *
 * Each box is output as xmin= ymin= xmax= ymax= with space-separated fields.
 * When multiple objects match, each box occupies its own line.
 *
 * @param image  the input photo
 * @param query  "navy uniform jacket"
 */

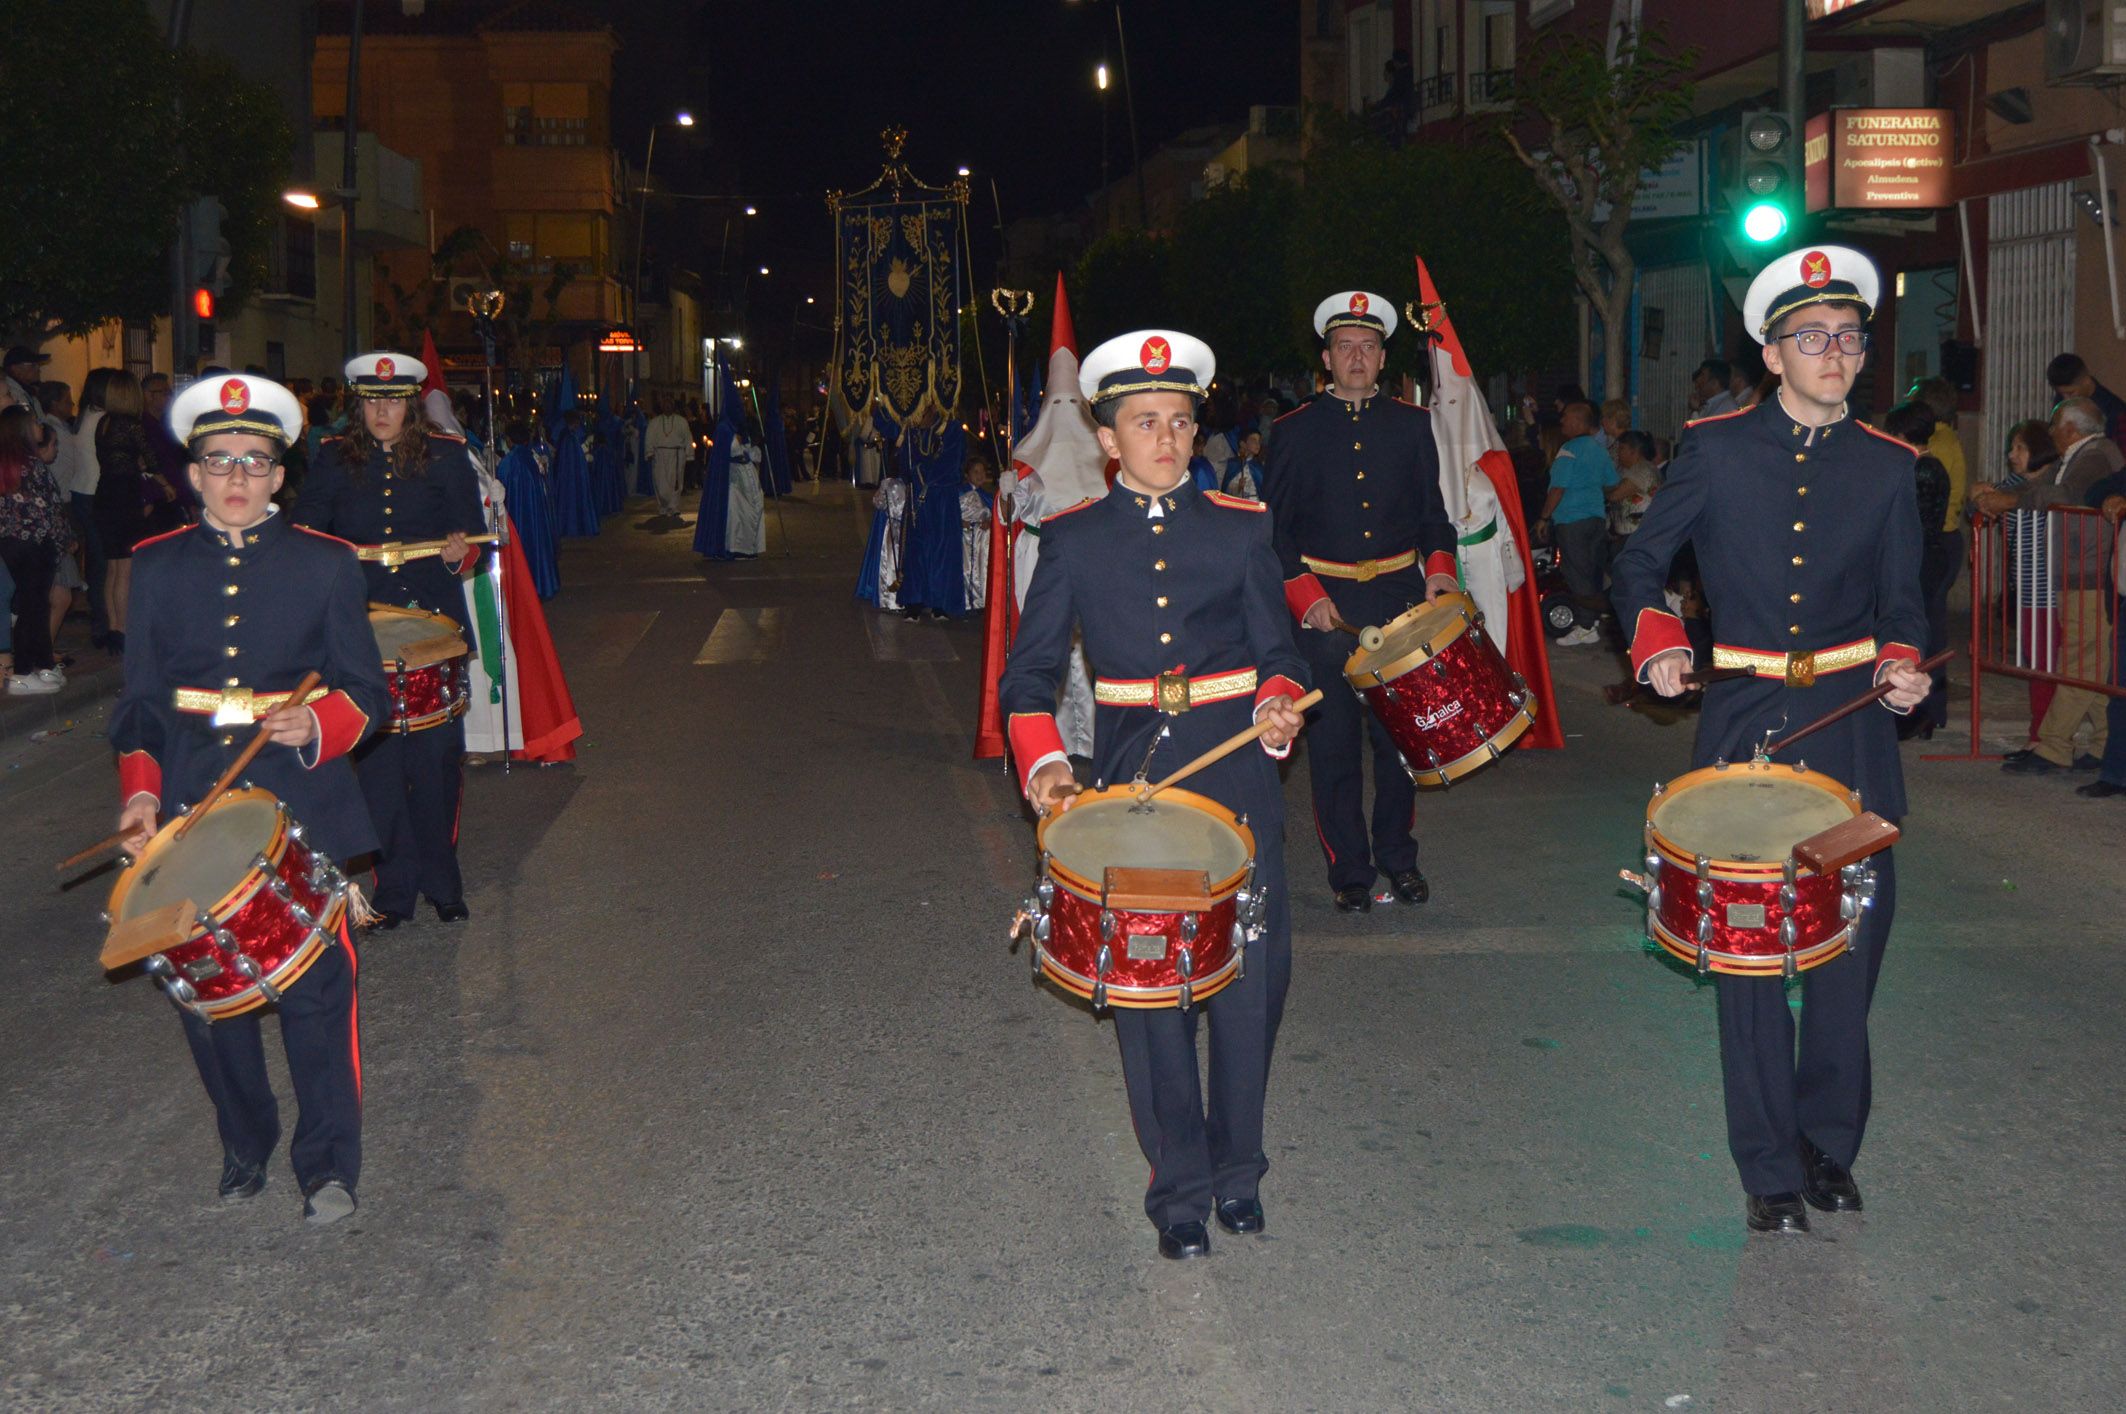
xmin=1264 ymin=391 xmax=1458 ymax=623
xmin=1611 ymin=401 xmax=1926 ymax=818
xmin=110 ymin=514 xmax=391 ymax=862
xmin=293 ymin=432 xmax=487 ymax=623
xmin=1000 ymin=481 xmax=1309 ymax=824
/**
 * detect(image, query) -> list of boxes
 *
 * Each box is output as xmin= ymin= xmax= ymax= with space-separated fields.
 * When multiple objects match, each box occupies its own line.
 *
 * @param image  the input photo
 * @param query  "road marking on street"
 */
xmin=694 ymin=608 xmax=787 ymax=664
xmin=864 ymin=612 xmax=957 ymax=662
xmin=583 ymin=611 xmax=659 ymax=670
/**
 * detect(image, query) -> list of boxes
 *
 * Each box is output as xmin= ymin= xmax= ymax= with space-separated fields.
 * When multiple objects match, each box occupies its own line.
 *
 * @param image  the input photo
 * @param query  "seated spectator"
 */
xmin=2046 ymin=353 xmax=2126 ymax=454
xmin=1999 ymin=398 xmax=2121 ymax=774
xmin=1608 ymin=429 xmax=1658 ymax=539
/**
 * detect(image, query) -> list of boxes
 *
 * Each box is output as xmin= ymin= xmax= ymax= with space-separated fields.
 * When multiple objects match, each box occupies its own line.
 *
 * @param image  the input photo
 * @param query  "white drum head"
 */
xmin=1347 ymin=598 xmax=1465 ymax=679
xmin=1045 ymin=796 xmax=1250 ymax=882
xmin=122 ymin=796 xmax=279 ymax=919
xmin=371 ymin=607 xmax=460 ymax=661
xmin=1652 ymin=775 xmax=1853 ymax=863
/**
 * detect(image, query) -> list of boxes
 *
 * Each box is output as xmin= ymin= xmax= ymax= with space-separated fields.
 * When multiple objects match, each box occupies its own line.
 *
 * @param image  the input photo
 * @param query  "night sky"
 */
xmin=607 ymin=0 xmax=1297 ymax=281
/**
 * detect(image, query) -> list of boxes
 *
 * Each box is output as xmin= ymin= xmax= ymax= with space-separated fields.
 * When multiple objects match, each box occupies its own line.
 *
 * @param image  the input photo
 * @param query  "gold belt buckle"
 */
xmin=375 ymin=544 xmax=405 ymax=568
xmin=211 ymin=687 xmax=258 ymax=727
xmin=1154 ymin=671 xmax=1192 ymax=714
xmin=1784 ymin=650 xmax=1817 ymax=689
xmin=1354 ymin=559 xmax=1379 ymax=583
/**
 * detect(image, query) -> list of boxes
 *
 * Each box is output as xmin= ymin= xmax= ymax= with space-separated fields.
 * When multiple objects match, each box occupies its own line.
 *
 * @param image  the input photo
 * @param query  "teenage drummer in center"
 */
xmin=1612 ymin=245 xmax=1929 ymax=1235
xmin=111 ymin=373 xmax=388 ymax=1223
xmin=1001 ymin=329 xmax=1309 ymax=1261
xmin=293 ymin=351 xmax=486 ymax=928
xmin=1264 ymin=291 xmax=1459 ymax=912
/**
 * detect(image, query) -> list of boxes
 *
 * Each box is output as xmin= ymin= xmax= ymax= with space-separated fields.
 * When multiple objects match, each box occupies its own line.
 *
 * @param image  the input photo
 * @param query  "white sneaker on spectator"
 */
xmin=36 ymin=666 xmax=63 ymax=688
xmin=9 ymin=672 xmax=61 ymax=696
xmin=1558 ymin=626 xmax=1602 ymax=646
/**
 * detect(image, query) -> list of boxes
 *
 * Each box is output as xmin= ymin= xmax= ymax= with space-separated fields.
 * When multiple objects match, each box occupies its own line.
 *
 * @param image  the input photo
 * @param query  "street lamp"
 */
xmin=1094 ymin=64 xmax=1111 ymax=231
xmin=282 ymin=186 xmax=357 ymax=356
xmin=630 ymin=110 xmax=696 ymax=333
xmin=1069 ymin=0 xmax=1145 ymax=227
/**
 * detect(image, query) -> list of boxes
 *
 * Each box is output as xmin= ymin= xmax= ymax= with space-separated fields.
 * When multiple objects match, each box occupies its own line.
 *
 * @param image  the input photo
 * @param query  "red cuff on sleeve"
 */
xmin=1283 ymin=573 xmax=1329 ymax=622
xmin=1424 ymin=550 xmax=1458 ymax=582
xmin=1629 ymin=608 xmax=1693 ymax=680
xmin=1875 ymin=640 xmax=1921 ymax=669
xmin=310 ymin=689 xmax=372 ymax=765
xmin=118 ymin=750 xmax=161 ymax=806
xmin=1007 ymin=711 xmax=1067 ymax=792
xmin=1254 ymin=674 xmax=1305 ymax=711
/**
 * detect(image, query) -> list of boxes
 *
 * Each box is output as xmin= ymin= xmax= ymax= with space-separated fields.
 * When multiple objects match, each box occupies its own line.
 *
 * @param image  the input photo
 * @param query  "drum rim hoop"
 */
xmin=1034 ymin=943 xmax=1244 ymax=1006
xmin=1646 ymin=760 xmax=1861 ymax=879
xmin=107 ymin=786 xmax=288 ymax=926
xmin=1036 ymin=784 xmax=1256 ymax=903
xmin=1647 ymin=917 xmax=1853 ymax=974
xmin=1342 ymin=592 xmax=1476 ymax=686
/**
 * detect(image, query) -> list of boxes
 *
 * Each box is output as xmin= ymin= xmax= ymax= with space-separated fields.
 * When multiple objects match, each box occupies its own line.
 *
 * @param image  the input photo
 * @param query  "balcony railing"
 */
xmin=1468 ymin=69 xmax=1515 ymax=105
xmin=1417 ymin=72 xmax=1457 ymax=110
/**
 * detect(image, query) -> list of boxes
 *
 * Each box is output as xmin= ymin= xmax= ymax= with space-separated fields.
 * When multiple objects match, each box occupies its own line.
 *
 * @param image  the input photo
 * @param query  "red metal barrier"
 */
xmin=1946 ymin=503 xmax=2123 ymax=761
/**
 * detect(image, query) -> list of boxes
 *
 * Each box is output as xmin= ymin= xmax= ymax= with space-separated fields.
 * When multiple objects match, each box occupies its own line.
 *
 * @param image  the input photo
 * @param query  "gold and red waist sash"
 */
xmin=1093 ymin=667 xmax=1258 ymax=712
xmin=1710 ymin=636 xmax=1877 ymax=688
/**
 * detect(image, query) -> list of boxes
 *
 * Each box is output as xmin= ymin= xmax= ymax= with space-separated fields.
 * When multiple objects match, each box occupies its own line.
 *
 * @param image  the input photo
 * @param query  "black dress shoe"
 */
xmin=1799 ymin=1138 xmax=1863 ymax=1213
xmin=1745 ymin=1192 xmax=1811 ymax=1233
xmin=218 ymin=1159 xmax=267 ymax=1201
xmin=1213 ymin=1197 xmax=1265 ymax=1235
xmin=1332 ymin=885 xmax=1373 ymax=913
xmin=369 ymin=910 xmax=410 ymax=931
xmin=432 ymin=900 xmax=470 ymax=923
xmin=2002 ymin=752 xmax=2058 ymax=775
xmin=2076 ymin=779 xmax=2126 ymax=798
xmin=2072 ymin=753 xmax=2104 ymax=772
xmin=1157 ymin=1220 xmax=1211 ymax=1260
xmin=1386 ymin=868 xmax=1430 ymax=905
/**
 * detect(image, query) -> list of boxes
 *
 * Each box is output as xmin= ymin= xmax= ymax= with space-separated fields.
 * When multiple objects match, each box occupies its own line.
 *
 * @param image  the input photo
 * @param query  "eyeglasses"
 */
xmin=197 ymin=452 xmax=282 ymax=477
xmin=1775 ymin=328 xmax=1870 ymax=357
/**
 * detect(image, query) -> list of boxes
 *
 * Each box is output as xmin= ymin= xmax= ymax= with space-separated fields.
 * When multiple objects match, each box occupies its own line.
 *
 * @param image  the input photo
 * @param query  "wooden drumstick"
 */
xmin=1681 ymin=666 xmax=1756 ymax=688
xmin=175 ymin=670 xmax=325 ymax=840
xmin=1136 ymin=689 xmax=1324 ymax=803
xmin=1759 ymin=650 xmax=1952 ymax=759
xmin=56 ymin=830 xmax=132 ymax=874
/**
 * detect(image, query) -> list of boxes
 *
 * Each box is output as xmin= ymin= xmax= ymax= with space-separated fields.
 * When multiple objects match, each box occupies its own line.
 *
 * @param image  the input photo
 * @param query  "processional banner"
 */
xmin=830 ymin=197 xmax=961 ymax=431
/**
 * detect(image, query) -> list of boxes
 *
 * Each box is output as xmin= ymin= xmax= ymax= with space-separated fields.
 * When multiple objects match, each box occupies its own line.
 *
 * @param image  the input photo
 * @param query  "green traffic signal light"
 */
xmin=1742 ymin=201 xmax=1789 ymax=244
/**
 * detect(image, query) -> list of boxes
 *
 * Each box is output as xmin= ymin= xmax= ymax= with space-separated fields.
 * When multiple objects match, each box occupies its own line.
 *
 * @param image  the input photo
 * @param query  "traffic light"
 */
xmin=1732 ymin=111 xmax=1795 ymax=245
xmin=186 ymin=196 xmax=231 ymax=297
xmin=192 ymin=287 xmax=216 ymax=320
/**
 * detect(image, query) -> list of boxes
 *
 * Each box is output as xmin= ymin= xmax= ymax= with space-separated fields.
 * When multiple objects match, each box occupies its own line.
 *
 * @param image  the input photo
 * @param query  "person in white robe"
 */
xmin=645 ymin=399 xmax=693 ymax=516
xmin=1454 ymin=466 xmax=1523 ymax=654
xmin=727 ymin=431 xmax=768 ymax=555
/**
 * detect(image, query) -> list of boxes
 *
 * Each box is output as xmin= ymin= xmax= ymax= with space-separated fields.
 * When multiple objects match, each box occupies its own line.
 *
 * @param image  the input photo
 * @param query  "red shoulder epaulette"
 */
xmin=1203 ymin=490 xmax=1266 ymax=512
xmin=130 ymin=525 xmax=190 ymax=553
xmin=292 ymin=524 xmax=359 ymax=552
xmin=1858 ymin=423 xmax=1921 ymax=455
xmin=429 ymin=429 xmax=467 ymax=443
xmin=1682 ymin=407 xmax=1751 ymax=430
xmin=1041 ymin=496 xmax=1098 ymax=523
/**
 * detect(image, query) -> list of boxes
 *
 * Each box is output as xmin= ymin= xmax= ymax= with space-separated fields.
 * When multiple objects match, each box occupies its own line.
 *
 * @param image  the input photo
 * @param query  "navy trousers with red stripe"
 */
xmin=355 ymin=719 xmax=466 ymax=915
xmin=1296 ymin=580 xmax=1422 ymax=894
xmin=179 ymin=927 xmax=361 ymax=1192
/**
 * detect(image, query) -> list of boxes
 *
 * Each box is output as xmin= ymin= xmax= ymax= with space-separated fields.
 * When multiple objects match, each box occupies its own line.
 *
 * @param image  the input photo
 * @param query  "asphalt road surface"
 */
xmin=2 ymin=483 xmax=2120 ymax=1413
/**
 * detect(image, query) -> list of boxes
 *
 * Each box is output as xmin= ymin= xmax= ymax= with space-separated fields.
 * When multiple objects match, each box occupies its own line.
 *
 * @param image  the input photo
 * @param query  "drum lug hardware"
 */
xmin=1839 ymin=890 xmax=1859 ymax=921
xmin=290 ymin=905 xmax=315 ymax=930
xmin=1644 ymin=851 xmax=1662 ymax=875
xmin=1036 ymin=879 xmax=1055 ymax=909
xmin=1694 ymin=944 xmax=1710 ymax=976
xmin=234 ymin=954 xmax=262 ymax=981
xmin=1778 ymin=883 xmax=1797 ymax=912
xmin=1177 ymin=946 xmax=1194 ymax=980
xmin=1099 ymin=909 xmax=1118 ymax=942
xmin=1782 ymin=950 xmax=1798 ymax=982
xmin=1230 ymin=921 xmax=1248 ymax=950
xmin=1484 ymin=740 xmax=1502 ymax=763
xmin=1033 ymin=914 xmax=1051 ymax=944
xmin=144 ymin=955 xmax=174 ymax=978
xmin=1096 ymin=943 xmax=1112 ymax=978
xmin=98 ymin=910 xmax=111 ymax=926
xmin=1696 ymin=880 xmax=1714 ymax=909
xmin=1840 ymin=863 xmax=1878 ymax=908
xmin=1713 ymin=758 xmax=1729 ymax=771
xmin=1179 ymin=914 xmax=1199 ymax=944
xmin=1646 ymin=884 xmax=1662 ymax=916
xmin=1696 ymin=914 xmax=1714 ymax=944
xmin=169 ymin=977 xmax=198 ymax=1005
xmin=1177 ymin=980 xmax=1194 ymax=1011
xmin=1779 ymin=916 xmax=1798 ymax=951
xmin=257 ymin=978 xmax=282 ymax=1005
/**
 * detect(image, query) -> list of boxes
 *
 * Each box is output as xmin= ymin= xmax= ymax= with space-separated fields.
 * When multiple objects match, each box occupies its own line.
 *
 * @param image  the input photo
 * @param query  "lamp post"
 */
xmin=1095 ymin=62 xmax=1111 ymax=233
xmin=629 ymin=110 xmax=695 ymax=335
xmin=1070 ymin=0 xmax=1145 ymax=227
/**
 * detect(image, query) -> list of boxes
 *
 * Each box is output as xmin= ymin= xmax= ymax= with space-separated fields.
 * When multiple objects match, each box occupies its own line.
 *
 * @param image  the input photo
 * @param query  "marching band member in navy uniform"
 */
xmin=1265 ymin=292 xmax=1459 ymax=912
xmin=294 ymin=352 xmax=486 ymax=928
xmin=1002 ymin=330 xmax=1310 ymax=1261
xmin=112 ymin=374 xmax=388 ymax=1224
xmin=1612 ymin=246 xmax=1929 ymax=1233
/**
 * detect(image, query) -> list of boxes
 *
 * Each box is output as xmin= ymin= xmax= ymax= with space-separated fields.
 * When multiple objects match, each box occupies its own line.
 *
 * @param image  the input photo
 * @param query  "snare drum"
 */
xmin=1635 ymin=760 xmax=1880 ymax=978
xmin=105 ymin=788 xmax=350 ymax=1021
xmin=370 ymin=603 xmax=470 ymax=733
xmin=1342 ymin=592 xmax=1534 ymax=786
xmin=1016 ymin=786 xmax=1264 ymax=1010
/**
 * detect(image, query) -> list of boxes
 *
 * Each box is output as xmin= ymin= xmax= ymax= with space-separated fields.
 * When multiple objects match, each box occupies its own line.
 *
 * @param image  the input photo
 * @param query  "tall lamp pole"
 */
xmin=1112 ymin=0 xmax=1147 ymax=227
xmin=629 ymin=111 xmax=695 ymax=336
xmin=342 ymin=0 xmax=364 ymax=362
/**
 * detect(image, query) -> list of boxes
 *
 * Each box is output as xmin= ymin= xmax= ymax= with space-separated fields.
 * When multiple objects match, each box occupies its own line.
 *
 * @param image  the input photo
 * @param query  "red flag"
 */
xmin=1414 ymin=256 xmax=1563 ymax=749
xmin=973 ymin=492 xmax=1015 ymax=758
xmin=496 ymin=512 xmax=582 ymax=762
xmin=419 ymin=330 xmax=448 ymax=399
